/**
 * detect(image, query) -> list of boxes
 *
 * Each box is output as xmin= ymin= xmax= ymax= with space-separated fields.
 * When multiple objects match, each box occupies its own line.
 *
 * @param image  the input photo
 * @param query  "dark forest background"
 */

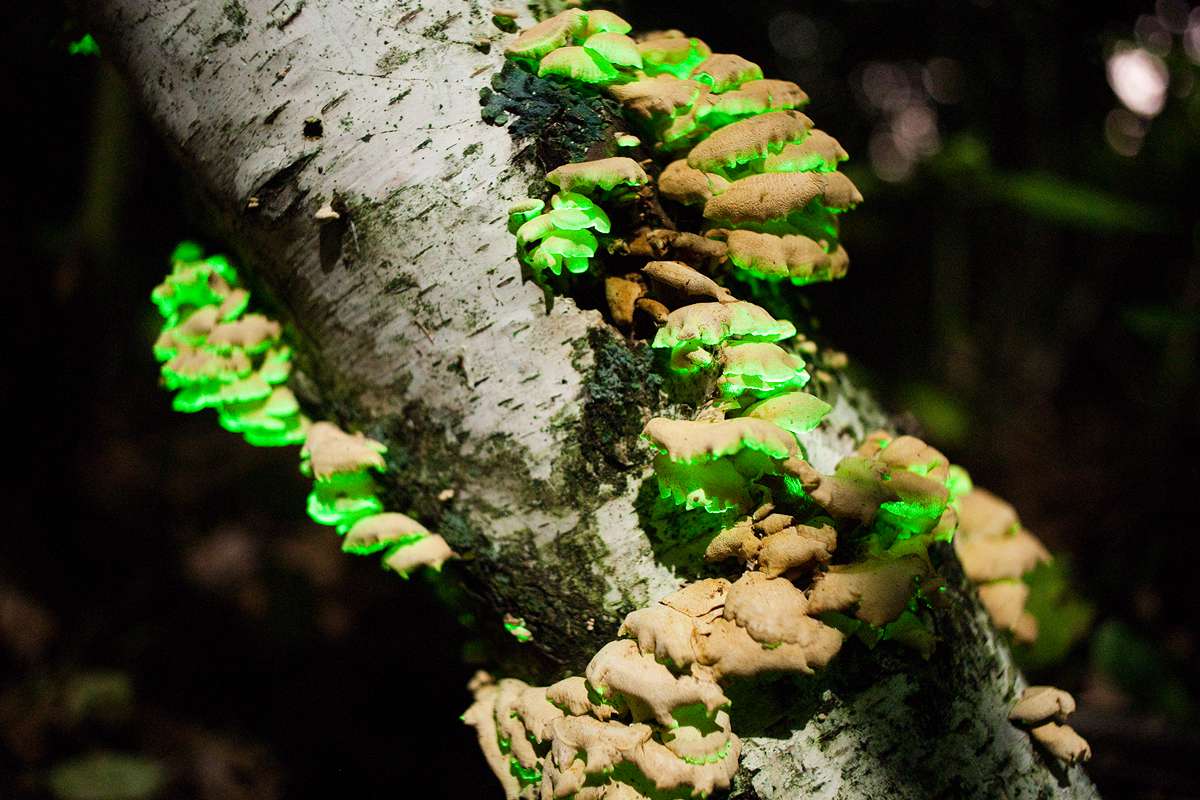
xmin=11 ymin=0 xmax=1200 ymax=797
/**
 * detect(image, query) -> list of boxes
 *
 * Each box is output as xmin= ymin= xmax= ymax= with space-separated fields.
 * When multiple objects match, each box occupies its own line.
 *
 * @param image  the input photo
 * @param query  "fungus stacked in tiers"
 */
xmin=150 ymin=245 xmax=454 ymax=583
xmin=1009 ymin=686 xmax=1091 ymax=764
xmin=151 ymin=243 xmax=307 ymax=447
xmin=953 ymin=486 xmax=1052 ymax=642
xmin=469 ymin=11 xmax=1081 ymax=797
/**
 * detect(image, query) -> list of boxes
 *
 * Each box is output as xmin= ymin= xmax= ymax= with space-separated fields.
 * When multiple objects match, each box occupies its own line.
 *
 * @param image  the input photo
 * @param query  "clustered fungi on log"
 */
xmin=1009 ymin=686 xmax=1093 ymax=765
xmin=459 ymin=9 xmax=1088 ymax=798
xmin=151 ymin=245 xmax=454 ymax=581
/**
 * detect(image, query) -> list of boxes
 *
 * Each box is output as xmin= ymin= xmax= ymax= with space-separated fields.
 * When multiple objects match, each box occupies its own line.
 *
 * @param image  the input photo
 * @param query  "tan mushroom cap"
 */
xmin=1029 ymin=722 xmax=1091 ymax=764
xmin=724 ymin=229 xmax=833 ymax=277
xmin=687 ymin=110 xmax=814 ymax=173
xmin=165 ymin=347 xmax=252 ymax=381
xmin=704 ymin=519 xmax=761 ymax=563
xmin=582 ymin=32 xmax=642 ymax=69
xmin=761 ymin=130 xmax=849 ymax=173
xmin=757 ymin=525 xmax=837 ymax=577
xmin=206 ymin=314 xmax=282 ymax=350
xmin=628 ymin=732 xmax=740 ymax=796
xmin=704 ymin=171 xmax=863 ymax=224
xmin=608 ymin=76 xmax=705 ymax=120
xmin=637 ymin=35 xmax=711 ymax=66
xmin=343 ymin=512 xmax=429 ymax=551
xmin=382 ymin=533 xmax=455 ymax=577
xmin=581 ymin=8 xmax=631 ymax=36
xmin=1010 ymin=685 xmax=1077 ymax=726
xmin=461 ymin=680 xmax=523 ymax=799
xmin=584 ymin=639 xmax=729 ymax=726
xmin=700 ymin=78 xmax=809 ymax=119
xmin=643 ymin=260 xmax=735 ymax=302
xmin=958 ymin=487 xmax=1020 ymax=539
xmin=504 ymin=7 xmax=587 ymax=58
xmin=642 ymin=417 xmax=799 ymax=463
xmin=658 ymin=159 xmax=730 ymax=205
xmin=698 ymin=616 xmax=843 ymax=678
xmin=659 ymin=577 xmax=731 ymax=618
xmin=546 ymin=156 xmax=649 ymax=193
xmin=543 ymin=715 xmax=652 ymax=797
xmin=628 ymin=229 xmax=729 ymax=266
xmin=301 ymin=421 xmax=387 ymax=480
xmin=723 ymin=572 xmax=825 ymax=645
xmin=807 ymin=555 xmax=929 ymax=627
xmin=605 ymin=275 xmax=645 ymax=327
xmin=977 ymin=580 xmax=1030 ymax=632
xmin=956 ymin=526 xmax=1050 ymax=583
xmin=620 ymin=604 xmax=703 ymax=668
xmin=690 ymin=53 xmax=763 ymax=92
xmin=546 ymin=675 xmax=621 ymax=720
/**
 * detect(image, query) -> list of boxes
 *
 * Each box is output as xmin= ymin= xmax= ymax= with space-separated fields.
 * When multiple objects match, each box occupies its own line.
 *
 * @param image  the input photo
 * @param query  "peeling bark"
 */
xmin=92 ymin=1 xmax=1099 ymax=796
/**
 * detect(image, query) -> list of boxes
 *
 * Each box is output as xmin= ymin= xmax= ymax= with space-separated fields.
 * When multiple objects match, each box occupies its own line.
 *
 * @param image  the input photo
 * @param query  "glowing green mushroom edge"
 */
xmin=651 ymin=300 xmax=796 ymax=352
xmin=715 ymin=341 xmax=810 ymax=398
xmin=642 ymin=417 xmax=799 ymax=464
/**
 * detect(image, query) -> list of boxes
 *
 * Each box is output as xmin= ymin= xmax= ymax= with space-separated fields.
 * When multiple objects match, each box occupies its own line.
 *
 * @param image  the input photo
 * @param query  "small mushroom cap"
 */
xmin=704 ymin=171 xmax=863 ymax=225
xmin=807 ymin=555 xmax=929 ymax=627
xmin=956 ymin=525 xmax=1051 ymax=583
xmin=605 ymin=275 xmax=645 ymax=327
xmin=660 ymin=577 xmax=731 ymax=618
xmin=383 ymin=533 xmax=455 ymax=577
xmin=638 ymin=36 xmax=711 ymax=72
xmin=585 ymin=639 xmax=729 ymax=727
xmin=583 ymin=32 xmax=642 ymax=69
xmin=724 ymin=229 xmax=842 ymax=282
xmin=977 ymin=580 xmax=1030 ymax=632
xmin=342 ymin=512 xmax=430 ymax=554
xmin=761 ymin=130 xmax=849 ymax=173
xmin=505 ymin=7 xmax=587 ymax=58
xmin=657 ymin=159 xmax=730 ymax=206
xmin=608 ymin=76 xmax=705 ymax=120
xmin=698 ymin=616 xmax=843 ymax=679
xmin=699 ymin=79 xmax=809 ymax=119
xmin=704 ymin=520 xmax=761 ymax=563
xmin=643 ymin=260 xmax=735 ymax=302
xmin=630 ymin=728 xmax=740 ymax=795
xmin=313 ymin=202 xmax=340 ymax=221
xmin=539 ymin=45 xmax=620 ymax=83
xmin=301 ymin=421 xmax=387 ymax=480
xmin=206 ymin=314 xmax=283 ymax=353
xmin=1010 ymin=686 xmax=1077 ymax=726
xmin=742 ymin=391 xmax=832 ymax=435
xmin=723 ymin=571 xmax=824 ymax=645
xmin=690 ymin=53 xmax=763 ymax=92
xmin=652 ymin=300 xmax=796 ymax=349
xmin=546 ymin=156 xmax=649 ymax=194
xmin=163 ymin=347 xmax=252 ymax=387
xmin=1029 ymin=722 xmax=1091 ymax=764
xmin=687 ymin=110 xmax=814 ymax=173
xmin=757 ymin=525 xmax=836 ymax=577
xmin=620 ymin=604 xmax=703 ymax=668
xmin=716 ymin=341 xmax=810 ymax=397
xmin=957 ymin=487 xmax=1019 ymax=539
xmin=582 ymin=8 xmax=632 ymax=36
xmin=643 ymin=417 xmax=799 ymax=463
xmin=545 ymin=675 xmax=622 ymax=720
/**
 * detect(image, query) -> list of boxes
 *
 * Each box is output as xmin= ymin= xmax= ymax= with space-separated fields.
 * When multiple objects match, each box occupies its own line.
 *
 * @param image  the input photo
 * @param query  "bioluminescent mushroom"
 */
xmin=383 ymin=533 xmax=456 ymax=578
xmin=545 ymin=157 xmax=649 ymax=195
xmin=642 ymin=260 xmax=735 ymax=303
xmin=715 ymin=341 xmax=810 ymax=398
xmin=756 ymin=523 xmax=837 ymax=577
xmin=703 ymin=171 xmax=863 ymax=229
xmin=741 ymin=390 xmax=832 ymax=437
xmin=807 ymin=555 xmax=930 ymax=628
xmin=1008 ymin=686 xmax=1091 ymax=764
xmin=300 ymin=421 xmax=387 ymax=481
xmin=537 ymin=45 xmax=620 ymax=84
xmin=697 ymin=78 xmax=809 ymax=123
xmin=690 ymin=53 xmax=763 ymax=93
xmin=342 ymin=511 xmax=430 ymax=554
xmin=581 ymin=9 xmax=631 ymax=37
xmin=607 ymin=75 xmax=706 ymax=123
xmin=657 ymin=159 xmax=730 ymax=206
xmin=637 ymin=35 xmax=711 ymax=79
xmin=581 ymin=32 xmax=642 ymax=70
xmin=687 ymin=110 xmax=814 ymax=174
xmin=503 ymin=7 xmax=587 ymax=60
xmin=760 ymin=130 xmax=849 ymax=173
xmin=721 ymin=228 xmax=848 ymax=284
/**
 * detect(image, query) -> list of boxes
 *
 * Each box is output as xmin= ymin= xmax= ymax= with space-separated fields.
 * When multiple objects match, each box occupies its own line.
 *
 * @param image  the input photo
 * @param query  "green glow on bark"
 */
xmin=504 ymin=616 xmax=534 ymax=642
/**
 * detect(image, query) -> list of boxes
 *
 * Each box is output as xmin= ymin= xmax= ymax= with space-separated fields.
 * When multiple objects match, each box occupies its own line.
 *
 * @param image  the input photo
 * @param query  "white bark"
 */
xmin=93 ymin=1 xmax=1099 ymax=796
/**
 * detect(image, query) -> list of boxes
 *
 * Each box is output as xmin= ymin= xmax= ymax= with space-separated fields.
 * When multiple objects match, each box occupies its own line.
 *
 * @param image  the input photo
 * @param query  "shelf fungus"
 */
xmin=954 ymin=487 xmax=1051 ymax=642
xmin=703 ymin=171 xmax=863 ymax=228
xmin=657 ymin=159 xmax=730 ymax=206
xmin=1009 ymin=686 xmax=1091 ymax=765
xmin=687 ymin=110 xmax=815 ymax=175
xmin=641 ymin=260 xmax=734 ymax=303
xmin=512 ymin=192 xmax=610 ymax=277
xmin=545 ymin=157 xmax=649 ymax=195
xmin=151 ymin=244 xmax=307 ymax=448
xmin=690 ymin=54 xmax=763 ymax=93
xmin=721 ymin=228 xmax=849 ymax=285
xmin=715 ymin=341 xmax=810 ymax=398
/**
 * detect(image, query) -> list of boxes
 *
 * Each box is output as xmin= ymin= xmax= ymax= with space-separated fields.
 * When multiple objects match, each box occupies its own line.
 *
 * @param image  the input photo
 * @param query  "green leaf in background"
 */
xmin=899 ymin=382 xmax=970 ymax=448
xmin=1014 ymin=556 xmax=1094 ymax=671
xmin=1089 ymin=620 xmax=1194 ymax=721
xmin=49 ymin=753 xmax=165 ymax=800
xmin=67 ymin=34 xmax=101 ymax=57
xmin=985 ymin=171 xmax=1164 ymax=233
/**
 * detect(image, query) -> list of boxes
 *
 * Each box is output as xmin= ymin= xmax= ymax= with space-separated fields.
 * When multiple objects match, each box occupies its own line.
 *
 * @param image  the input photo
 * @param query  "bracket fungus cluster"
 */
xmin=150 ymin=245 xmax=453 ymax=583
xmin=463 ymin=11 xmax=1088 ymax=797
xmin=152 ymin=243 xmax=306 ymax=447
xmin=1009 ymin=686 xmax=1091 ymax=765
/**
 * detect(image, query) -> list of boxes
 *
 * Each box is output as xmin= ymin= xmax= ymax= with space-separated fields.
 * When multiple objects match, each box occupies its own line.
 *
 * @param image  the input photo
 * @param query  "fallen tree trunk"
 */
xmin=93 ymin=1 xmax=1099 ymax=796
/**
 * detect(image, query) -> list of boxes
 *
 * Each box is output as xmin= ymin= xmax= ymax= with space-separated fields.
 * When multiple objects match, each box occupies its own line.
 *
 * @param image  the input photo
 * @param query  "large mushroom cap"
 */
xmin=504 ymin=8 xmax=587 ymax=59
xmin=546 ymin=157 xmax=649 ymax=194
xmin=687 ymin=110 xmax=814 ymax=173
xmin=704 ymin=171 xmax=863 ymax=225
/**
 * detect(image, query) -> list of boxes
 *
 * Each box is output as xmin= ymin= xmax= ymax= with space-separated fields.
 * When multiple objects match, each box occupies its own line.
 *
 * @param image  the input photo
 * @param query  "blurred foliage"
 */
xmin=49 ymin=753 xmax=164 ymax=800
xmin=1014 ymin=556 xmax=1095 ymax=672
xmin=1089 ymin=620 xmax=1194 ymax=721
